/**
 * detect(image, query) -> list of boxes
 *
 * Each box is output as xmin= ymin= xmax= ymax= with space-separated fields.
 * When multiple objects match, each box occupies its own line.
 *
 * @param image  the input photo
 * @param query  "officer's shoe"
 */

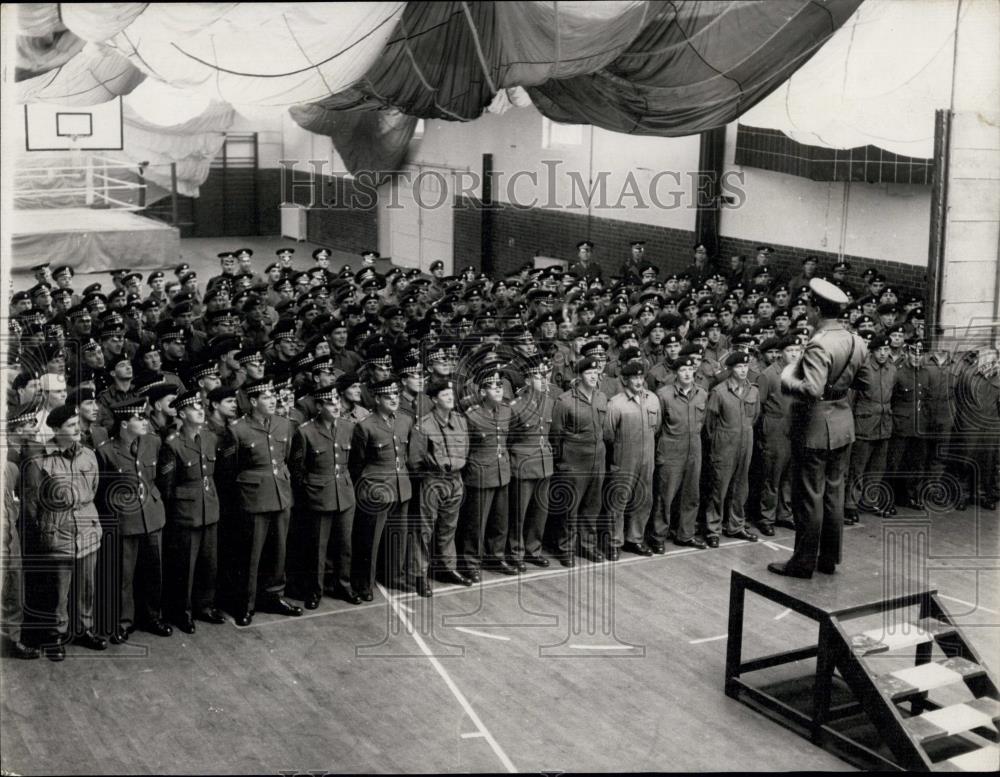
xmin=723 ymin=529 xmax=758 ymax=542
xmin=524 ymin=554 xmax=550 ymax=568
xmin=578 ymin=547 xmax=604 ymax=563
xmin=261 ymin=598 xmax=303 ymax=617
xmin=844 ymin=510 xmax=859 ymax=525
xmin=883 ymin=504 xmax=898 ymax=517
xmin=767 ymin=561 xmax=812 ymax=579
xmin=482 ymin=559 xmax=518 ymax=576
xmin=647 ymin=540 xmax=666 ymax=555
xmin=145 ymin=619 xmax=173 ymax=637
xmin=331 ymin=587 xmax=363 ymax=605
xmin=435 ymin=569 xmax=473 ymax=587
xmin=109 ymin=629 xmax=129 ymax=645
xmin=43 ymin=643 xmax=66 ymax=662
xmin=5 ymin=640 xmax=41 ymax=660
xmin=358 ymin=590 xmax=374 ymax=602
xmin=304 ymin=594 xmax=321 ymax=610
xmin=174 ymin=616 xmax=196 ymax=634
xmin=605 ymin=548 xmax=621 ymax=561
xmin=557 ymin=554 xmax=576 ymax=568
xmin=414 ymin=578 xmax=433 ymax=598
xmin=817 ymin=559 xmax=838 ymax=575
xmin=982 ymin=499 xmax=998 ymax=511
xmin=195 ymin=608 xmax=226 ymax=624
xmin=463 ymin=570 xmax=482 ymax=583
xmin=705 ymin=536 xmax=720 ymax=548
xmin=509 ymin=558 xmax=528 ymax=573
xmin=774 ymin=519 xmax=796 ymax=530
xmin=622 ymin=541 xmax=654 ymax=557
xmin=234 ymin=611 xmax=253 ymax=627
xmin=757 ymin=524 xmax=776 ymax=537
xmin=73 ymin=630 xmax=108 ymax=651
xmin=674 ymin=536 xmax=707 ymax=550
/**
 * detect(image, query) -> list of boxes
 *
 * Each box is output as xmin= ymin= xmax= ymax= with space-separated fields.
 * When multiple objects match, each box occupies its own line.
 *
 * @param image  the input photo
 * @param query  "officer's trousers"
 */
xmin=301 ymin=508 xmax=353 ymax=597
xmin=785 ymin=443 xmax=848 ymax=573
xmin=352 ymin=500 xmax=407 ymax=595
xmin=705 ymin=433 xmax=752 ymax=536
xmin=413 ymin=473 xmax=463 ymax=577
xmin=238 ymin=510 xmax=290 ymax=612
xmin=554 ymin=466 xmax=603 ymax=555
xmin=120 ymin=530 xmax=164 ymax=630
xmin=887 ymin=435 xmax=926 ymax=505
xmin=759 ymin=431 xmax=793 ymax=526
xmin=165 ymin=522 xmax=218 ymax=619
xmin=846 ymin=438 xmax=890 ymax=511
xmin=458 ymin=485 xmax=508 ymax=572
xmin=508 ymin=476 xmax=550 ymax=561
xmin=651 ymin=449 xmax=702 ymax=543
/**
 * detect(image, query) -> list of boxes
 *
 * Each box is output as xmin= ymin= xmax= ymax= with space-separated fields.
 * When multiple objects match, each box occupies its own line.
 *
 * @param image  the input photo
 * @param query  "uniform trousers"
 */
xmin=846 ymin=438 xmax=890 ymax=511
xmin=300 ymin=507 xmax=353 ymax=597
xmin=412 ymin=473 xmax=463 ymax=577
xmin=953 ymin=430 xmax=1000 ymax=504
xmin=120 ymin=530 xmax=164 ymax=630
xmin=785 ymin=443 xmax=849 ymax=573
xmin=237 ymin=509 xmax=289 ymax=612
xmin=887 ymin=435 xmax=927 ymax=505
xmin=650 ymin=445 xmax=701 ymax=543
xmin=554 ymin=467 xmax=603 ymax=554
xmin=458 ymin=485 xmax=508 ymax=572
xmin=705 ymin=433 xmax=753 ymax=536
xmin=352 ymin=500 xmax=408 ymax=595
xmin=1 ymin=521 xmax=24 ymax=644
xmin=165 ymin=523 xmax=218 ymax=619
xmin=38 ymin=552 xmax=98 ymax=643
xmin=759 ymin=431 xmax=793 ymax=526
xmin=508 ymin=476 xmax=550 ymax=561
xmin=606 ymin=464 xmax=655 ymax=547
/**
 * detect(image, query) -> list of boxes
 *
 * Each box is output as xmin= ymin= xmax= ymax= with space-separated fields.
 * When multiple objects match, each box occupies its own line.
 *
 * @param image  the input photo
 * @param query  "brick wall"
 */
xmin=453 ymin=196 xmax=927 ymax=298
xmin=717 ymin=235 xmax=926 ymax=299
xmin=289 ymin=175 xmax=378 ymax=254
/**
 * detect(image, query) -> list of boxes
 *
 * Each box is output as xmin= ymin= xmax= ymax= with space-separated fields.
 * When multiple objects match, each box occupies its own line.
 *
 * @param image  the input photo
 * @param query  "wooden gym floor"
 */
xmin=2 ymin=506 xmax=997 ymax=774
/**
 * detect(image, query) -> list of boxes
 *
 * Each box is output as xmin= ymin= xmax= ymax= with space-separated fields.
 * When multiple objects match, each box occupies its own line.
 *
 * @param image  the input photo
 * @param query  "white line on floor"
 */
xmin=398 ymin=602 xmax=414 ymax=613
xmin=567 ymin=644 xmax=634 ymax=650
xmin=379 ymin=584 xmax=517 ymax=773
xmin=763 ymin=540 xmax=795 ymax=552
xmin=461 ymin=731 xmax=487 ymax=739
xmin=773 ymin=608 xmax=792 ymax=621
xmin=938 ymin=594 xmax=1000 ymax=616
xmin=244 ymin=534 xmax=791 ymax=628
xmin=689 ymin=634 xmax=728 ymax=644
xmin=454 ymin=627 xmax=511 ymax=642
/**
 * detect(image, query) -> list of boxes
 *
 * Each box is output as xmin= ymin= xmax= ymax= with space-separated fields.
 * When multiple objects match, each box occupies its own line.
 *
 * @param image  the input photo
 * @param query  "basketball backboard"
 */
xmin=23 ymin=97 xmax=123 ymax=151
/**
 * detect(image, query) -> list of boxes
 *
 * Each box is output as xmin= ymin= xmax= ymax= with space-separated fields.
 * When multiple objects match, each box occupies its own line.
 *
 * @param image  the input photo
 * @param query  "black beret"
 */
xmin=46 ymin=404 xmax=77 ymax=430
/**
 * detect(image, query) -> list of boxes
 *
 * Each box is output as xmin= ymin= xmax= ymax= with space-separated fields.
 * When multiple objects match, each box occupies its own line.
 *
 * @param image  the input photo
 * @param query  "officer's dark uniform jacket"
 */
xmin=157 ymin=429 xmax=221 ymax=528
xmin=463 ymin=402 xmax=512 ymax=488
xmin=550 ymin=381 xmax=608 ymax=473
xmin=95 ymin=434 xmax=167 ymax=536
xmin=289 ymin=418 xmax=356 ymax=513
xmin=223 ymin=414 xmax=293 ymax=513
xmin=349 ymin=411 xmax=414 ymax=506
xmin=891 ymin=362 xmax=929 ymax=438
xmin=508 ymin=387 xmax=555 ymax=480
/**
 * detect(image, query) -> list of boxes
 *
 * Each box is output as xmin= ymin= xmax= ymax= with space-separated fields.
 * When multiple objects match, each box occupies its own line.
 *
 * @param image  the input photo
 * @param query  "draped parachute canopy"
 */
xmin=14 ymin=1 xmax=862 ymax=172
